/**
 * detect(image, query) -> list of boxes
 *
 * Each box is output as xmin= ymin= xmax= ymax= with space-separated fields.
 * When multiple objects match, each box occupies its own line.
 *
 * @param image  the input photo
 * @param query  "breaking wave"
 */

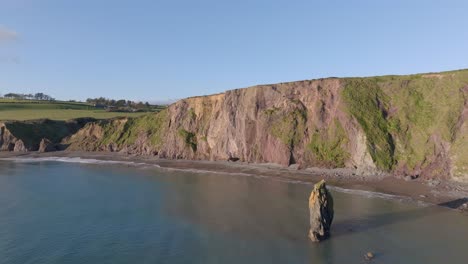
xmin=0 ymin=157 xmax=160 ymax=168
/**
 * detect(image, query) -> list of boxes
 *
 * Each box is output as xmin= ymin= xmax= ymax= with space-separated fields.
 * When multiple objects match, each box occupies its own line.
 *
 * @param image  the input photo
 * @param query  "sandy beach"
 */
xmin=1 ymin=151 xmax=467 ymax=212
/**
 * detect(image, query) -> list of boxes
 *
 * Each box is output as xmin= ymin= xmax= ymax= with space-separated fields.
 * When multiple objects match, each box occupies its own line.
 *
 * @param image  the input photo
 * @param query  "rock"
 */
xmin=288 ymin=164 xmax=300 ymax=170
xmin=403 ymin=174 xmax=418 ymax=181
xmin=38 ymin=138 xmax=55 ymax=153
xmin=365 ymin=252 xmax=374 ymax=260
xmin=308 ymin=180 xmax=334 ymax=242
xmin=427 ymin=180 xmax=441 ymax=187
xmin=461 ymin=203 xmax=468 ymax=211
xmin=13 ymin=139 xmax=27 ymax=152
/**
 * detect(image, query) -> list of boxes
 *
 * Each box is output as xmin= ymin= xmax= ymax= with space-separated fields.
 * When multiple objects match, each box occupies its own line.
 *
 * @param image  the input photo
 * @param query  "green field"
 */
xmin=0 ymin=99 xmax=162 ymax=121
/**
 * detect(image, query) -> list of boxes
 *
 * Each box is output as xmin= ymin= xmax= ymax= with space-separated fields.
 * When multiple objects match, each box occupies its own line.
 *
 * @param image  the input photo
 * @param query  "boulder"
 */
xmin=308 ymin=180 xmax=334 ymax=242
xmin=365 ymin=252 xmax=375 ymax=260
xmin=13 ymin=139 xmax=27 ymax=152
xmin=38 ymin=138 xmax=56 ymax=153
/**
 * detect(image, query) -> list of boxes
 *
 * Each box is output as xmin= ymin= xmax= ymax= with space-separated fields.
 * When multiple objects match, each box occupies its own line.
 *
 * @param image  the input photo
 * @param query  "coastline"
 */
xmin=1 ymin=151 xmax=467 ymax=212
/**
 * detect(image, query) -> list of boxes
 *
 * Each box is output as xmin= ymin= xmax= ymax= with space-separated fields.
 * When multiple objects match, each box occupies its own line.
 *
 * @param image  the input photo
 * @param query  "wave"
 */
xmin=0 ymin=157 xmax=161 ymax=168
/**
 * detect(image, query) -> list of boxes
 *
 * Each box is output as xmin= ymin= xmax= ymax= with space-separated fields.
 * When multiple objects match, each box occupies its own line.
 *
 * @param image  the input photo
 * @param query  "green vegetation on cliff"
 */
xmin=343 ymin=79 xmax=395 ymax=170
xmin=99 ymin=109 xmax=169 ymax=148
xmin=4 ymin=118 xmax=91 ymax=149
xmin=3 ymin=69 xmax=467 ymax=181
xmin=307 ymin=119 xmax=349 ymax=167
xmin=268 ymin=103 xmax=307 ymax=149
xmin=342 ymin=70 xmax=468 ymax=175
xmin=178 ymin=128 xmax=197 ymax=151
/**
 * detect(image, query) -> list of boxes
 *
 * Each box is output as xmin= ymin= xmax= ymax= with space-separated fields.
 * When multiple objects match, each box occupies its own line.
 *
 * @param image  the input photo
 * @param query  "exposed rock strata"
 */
xmin=308 ymin=180 xmax=334 ymax=242
xmin=2 ymin=70 xmax=468 ymax=182
xmin=13 ymin=139 xmax=26 ymax=152
xmin=38 ymin=138 xmax=56 ymax=153
xmin=0 ymin=118 xmax=92 ymax=152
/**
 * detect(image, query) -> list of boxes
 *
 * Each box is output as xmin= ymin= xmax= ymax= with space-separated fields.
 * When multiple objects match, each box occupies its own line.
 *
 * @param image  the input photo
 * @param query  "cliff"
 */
xmin=60 ymin=69 xmax=468 ymax=182
xmin=0 ymin=118 xmax=93 ymax=152
xmin=2 ymin=69 xmax=468 ymax=182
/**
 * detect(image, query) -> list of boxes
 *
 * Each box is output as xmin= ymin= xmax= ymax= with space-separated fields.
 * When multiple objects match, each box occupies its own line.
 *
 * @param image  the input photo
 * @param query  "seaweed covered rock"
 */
xmin=308 ymin=180 xmax=334 ymax=242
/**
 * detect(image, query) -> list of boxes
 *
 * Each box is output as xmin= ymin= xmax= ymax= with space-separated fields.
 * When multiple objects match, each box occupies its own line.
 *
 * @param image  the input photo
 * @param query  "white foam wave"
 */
xmin=0 ymin=157 xmax=160 ymax=168
xmin=0 ymin=156 xmax=428 ymax=206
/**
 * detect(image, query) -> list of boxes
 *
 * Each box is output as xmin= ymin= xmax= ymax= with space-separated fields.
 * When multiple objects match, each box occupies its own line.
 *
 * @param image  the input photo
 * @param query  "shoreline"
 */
xmin=1 ymin=151 xmax=467 ymax=212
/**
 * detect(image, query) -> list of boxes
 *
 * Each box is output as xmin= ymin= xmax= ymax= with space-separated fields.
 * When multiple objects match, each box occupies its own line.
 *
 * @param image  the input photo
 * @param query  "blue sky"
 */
xmin=0 ymin=0 xmax=467 ymax=102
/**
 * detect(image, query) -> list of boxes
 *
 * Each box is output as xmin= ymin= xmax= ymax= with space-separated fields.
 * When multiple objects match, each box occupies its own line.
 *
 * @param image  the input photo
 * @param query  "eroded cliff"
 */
xmin=62 ymin=69 xmax=468 ymax=182
xmin=2 ymin=70 xmax=467 ymax=182
xmin=0 ymin=118 xmax=93 ymax=152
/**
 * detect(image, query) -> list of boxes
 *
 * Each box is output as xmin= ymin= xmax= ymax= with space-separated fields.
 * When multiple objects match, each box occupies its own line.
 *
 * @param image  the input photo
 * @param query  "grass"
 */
xmin=342 ymin=79 xmax=395 ymax=170
xmin=342 ymin=70 xmax=468 ymax=174
xmin=0 ymin=99 xmax=156 ymax=121
xmin=307 ymin=119 xmax=349 ymax=167
xmin=268 ymin=105 xmax=307 ymax=149
xmin=91 ymin=109 xmax=170 ymax=148
xmin=378 ymin=72 xmax=467 ymax=171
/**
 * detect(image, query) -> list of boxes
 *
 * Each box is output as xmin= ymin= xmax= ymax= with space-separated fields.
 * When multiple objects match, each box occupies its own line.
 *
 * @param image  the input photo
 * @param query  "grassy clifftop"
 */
xmin=0 ymin=99 xmax=155 ymax=121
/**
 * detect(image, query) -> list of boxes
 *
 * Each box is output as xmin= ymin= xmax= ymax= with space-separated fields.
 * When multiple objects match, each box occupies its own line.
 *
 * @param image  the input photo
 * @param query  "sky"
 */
xmin=0 ymin=0 xmax=468 ymax=102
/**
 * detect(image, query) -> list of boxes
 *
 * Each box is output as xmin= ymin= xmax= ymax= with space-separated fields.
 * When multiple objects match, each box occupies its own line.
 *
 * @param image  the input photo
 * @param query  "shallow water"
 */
xmin=0 ymin=160 xmax=467 ymax=264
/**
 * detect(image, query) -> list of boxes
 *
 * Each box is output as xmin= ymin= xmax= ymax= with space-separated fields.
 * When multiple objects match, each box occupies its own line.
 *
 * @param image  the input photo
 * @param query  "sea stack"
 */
xmin=308 ymin=180 xmax=334 ymax=242
xmin=38 ymin=138 xmax=55 ymax=153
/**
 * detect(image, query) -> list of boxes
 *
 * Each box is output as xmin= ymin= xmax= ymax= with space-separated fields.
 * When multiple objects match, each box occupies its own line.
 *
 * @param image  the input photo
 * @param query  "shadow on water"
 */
xmin=332 ymin=208 xmax=431 ymax=238
xmin=332 ymin=197 xmax=468 ymax=239
xmin=159 ymin=170 xmax=468 ymax=244
xmin=438 ymin=197 xmax=468 ymax=209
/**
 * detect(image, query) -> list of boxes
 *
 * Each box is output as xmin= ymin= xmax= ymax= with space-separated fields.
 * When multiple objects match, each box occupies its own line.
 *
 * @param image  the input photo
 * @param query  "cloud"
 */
xmin=0 ymin=25 xmax=19 ymax=43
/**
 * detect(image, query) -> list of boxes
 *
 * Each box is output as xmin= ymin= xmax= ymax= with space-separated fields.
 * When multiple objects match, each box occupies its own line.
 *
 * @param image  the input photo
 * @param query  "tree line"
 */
xmin=86 ymin=97 xmax=154 ymax=111
xmin=2 ymin=92 xmax=55 ymax=101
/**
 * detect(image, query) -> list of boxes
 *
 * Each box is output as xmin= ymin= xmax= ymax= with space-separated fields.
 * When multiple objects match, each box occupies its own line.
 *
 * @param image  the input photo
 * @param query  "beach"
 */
xmin=1 ymin=151 xmax=467 ymax=212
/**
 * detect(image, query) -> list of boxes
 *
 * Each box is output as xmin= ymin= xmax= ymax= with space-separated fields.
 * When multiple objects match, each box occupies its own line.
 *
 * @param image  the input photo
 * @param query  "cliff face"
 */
xmin=62 ymin=69 xmax=468 ymax=182
xmin=0 ymin=118 xmax=93 ymax=152
xmin=1 ymin=70 xmax=466 ymax=181
xmin=64 ymin=79 xmax=377 ymax=173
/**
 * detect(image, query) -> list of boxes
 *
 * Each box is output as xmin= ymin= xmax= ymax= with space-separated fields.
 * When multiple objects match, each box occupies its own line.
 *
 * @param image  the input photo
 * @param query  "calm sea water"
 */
xmin=0 ymin=160 xmax=467 ymax=264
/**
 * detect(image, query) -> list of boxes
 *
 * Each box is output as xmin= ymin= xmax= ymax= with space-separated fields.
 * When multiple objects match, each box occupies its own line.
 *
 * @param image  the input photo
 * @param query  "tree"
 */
xmin=34 ymin=93 xmax=44 ymax=100
xmin=115 ymin=99 xmax=126 ymax=107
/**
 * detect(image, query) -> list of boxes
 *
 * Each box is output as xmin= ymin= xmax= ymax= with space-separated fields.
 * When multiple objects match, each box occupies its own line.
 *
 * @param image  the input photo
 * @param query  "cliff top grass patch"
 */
xmin=0 ymin=99 xmax=153 ymax=121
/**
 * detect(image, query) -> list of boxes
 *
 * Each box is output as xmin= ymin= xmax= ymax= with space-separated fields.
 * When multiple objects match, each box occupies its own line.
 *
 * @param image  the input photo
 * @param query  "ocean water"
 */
xmin=0 ymin=159 xmax=467 ymax=264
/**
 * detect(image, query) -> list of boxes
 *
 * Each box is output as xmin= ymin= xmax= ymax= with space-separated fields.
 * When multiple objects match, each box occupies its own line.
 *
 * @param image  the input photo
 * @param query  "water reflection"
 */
xmin=159 ymin=171 xmax=310 ymax=242
xmin=1 ymin=161 xmax=468 ymax=264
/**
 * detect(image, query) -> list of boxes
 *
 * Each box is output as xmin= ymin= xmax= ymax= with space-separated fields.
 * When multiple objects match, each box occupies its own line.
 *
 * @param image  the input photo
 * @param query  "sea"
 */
xmin=0 ymin=158 xmax=467 ymax=264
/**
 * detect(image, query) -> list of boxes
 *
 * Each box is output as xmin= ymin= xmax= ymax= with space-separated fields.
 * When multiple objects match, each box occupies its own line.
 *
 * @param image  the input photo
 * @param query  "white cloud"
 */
xmin=0 ymin=25 xmax=18 ymax=43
